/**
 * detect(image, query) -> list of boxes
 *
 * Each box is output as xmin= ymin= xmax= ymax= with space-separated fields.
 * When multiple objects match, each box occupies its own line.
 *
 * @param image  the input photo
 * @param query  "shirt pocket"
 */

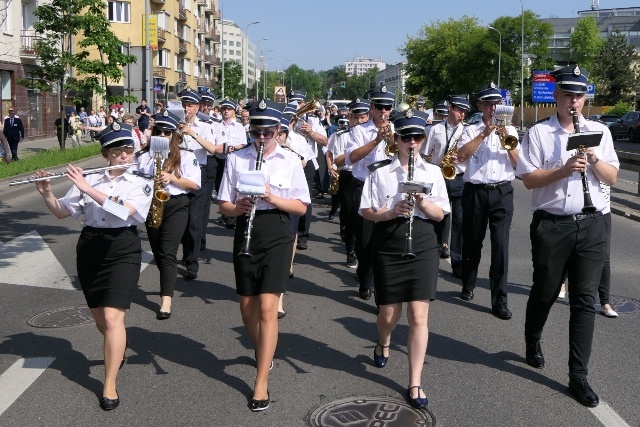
xmin=542 ymin=148 xmax=563 ymax=170
xmin=269 ymin=172 xmax=292 ymax=197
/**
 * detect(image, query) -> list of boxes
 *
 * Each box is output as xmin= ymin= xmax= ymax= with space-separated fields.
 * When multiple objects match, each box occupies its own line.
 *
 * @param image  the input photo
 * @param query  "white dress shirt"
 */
xmin=421 ymin=120 xmax=466 ymax=174
xmin=360 ymin=154 xmax=451 ymax=219
xmin=345 ymin=120 xmax=394 ymax=182
xmin=180 ymin=118 xmax=215 ymax=166
xmin=516 ymin=114 xmax=619 ymax=215
xmin=136 ymin=150 xmax=201 ymax=196
xmin=59 ymin=170 xmax=153 ymax=227
xmin=327 ymin=128 xmax=353 ymax=171
xmin=459 ymin=121 xmax=518 ymax=184
xmin=213 ymin=119 xmax=247 ymax=159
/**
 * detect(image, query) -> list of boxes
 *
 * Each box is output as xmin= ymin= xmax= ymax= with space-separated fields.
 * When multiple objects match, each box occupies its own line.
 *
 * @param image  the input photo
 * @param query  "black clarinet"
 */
xmin=238 ymin=142 xmax=265 ymax=258
xmin=402 ymin=147 xmax=417 ymax=260
xmin=570 ymin=108 xmax=596 ymax=213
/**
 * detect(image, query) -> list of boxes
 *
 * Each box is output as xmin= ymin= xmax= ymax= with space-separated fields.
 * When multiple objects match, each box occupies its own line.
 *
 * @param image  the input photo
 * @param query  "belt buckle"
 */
xmin=486 ymin=183 xmax=497 ymax=190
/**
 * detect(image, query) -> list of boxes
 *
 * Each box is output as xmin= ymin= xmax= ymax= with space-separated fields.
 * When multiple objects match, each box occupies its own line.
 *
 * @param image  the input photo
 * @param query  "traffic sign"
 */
xmin=586 ymin=83 xmax=596 ymax=100
xmin=532 ymin=70 xmax=555 ymax=103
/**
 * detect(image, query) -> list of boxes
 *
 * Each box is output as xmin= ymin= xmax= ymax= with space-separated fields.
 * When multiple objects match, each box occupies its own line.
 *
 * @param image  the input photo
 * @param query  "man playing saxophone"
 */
xmin=420 ymin=95 xmax=470 ymax=278
xmin=456 ymin=83 xmax=518 ymax=320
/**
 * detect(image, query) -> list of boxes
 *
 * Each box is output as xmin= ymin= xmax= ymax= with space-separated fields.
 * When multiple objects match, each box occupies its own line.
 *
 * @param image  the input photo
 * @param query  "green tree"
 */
xmin=17 ymin=0 xmax=137 ymax=106
xmin=568 ymin=16 xmax=603 ymax=72
xmin=217 ymin=60 xmax=246 ymax=101
xmin=593 ymin=31 xmax=640 ymax=107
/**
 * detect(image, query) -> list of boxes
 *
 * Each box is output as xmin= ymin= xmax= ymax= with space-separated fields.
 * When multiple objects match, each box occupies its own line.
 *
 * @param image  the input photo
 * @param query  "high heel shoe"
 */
xmin=249 ymin=391 xmax=270 ymax=412
xmin=373 ymin=341 xmax=389 ymax=368
xmin=99 ymin=391 xmax=120 ymax=411
xmin=407 ymin=386 xmax=428 ymax=409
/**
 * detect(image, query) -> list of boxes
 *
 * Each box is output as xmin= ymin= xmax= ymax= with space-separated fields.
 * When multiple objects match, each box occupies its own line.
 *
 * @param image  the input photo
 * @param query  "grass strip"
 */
xmin=0 ymin=144 xmax=102 ymax=180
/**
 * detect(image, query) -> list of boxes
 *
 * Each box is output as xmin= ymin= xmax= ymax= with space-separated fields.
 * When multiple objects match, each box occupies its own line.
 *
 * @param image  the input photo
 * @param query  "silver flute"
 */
xmin=9 ymin=163 xmax=139 ymax=187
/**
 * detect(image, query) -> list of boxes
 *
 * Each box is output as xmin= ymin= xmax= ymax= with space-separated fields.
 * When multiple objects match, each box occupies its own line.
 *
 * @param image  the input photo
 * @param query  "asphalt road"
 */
xmin=0 ymin=176 xmax=639 ymax=427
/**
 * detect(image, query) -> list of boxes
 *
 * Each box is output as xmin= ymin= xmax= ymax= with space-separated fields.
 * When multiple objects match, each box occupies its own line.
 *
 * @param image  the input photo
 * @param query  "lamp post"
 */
xmin=264 ymin=56 xmax=274 ymax=100
xmin=243 ymin=21 xmax=259 ymax=100
xmin=282 ymin=59 xmax=291 ymax=87
xmin=487 ymin=26 xmax=502 ymax=88
xmin=254 ymin=38 xmax=267 ymax=100
xmin=256 ymin=49 xmax=273 ymax=100
xmin=519 ymin=0 xmax=525 ymax=129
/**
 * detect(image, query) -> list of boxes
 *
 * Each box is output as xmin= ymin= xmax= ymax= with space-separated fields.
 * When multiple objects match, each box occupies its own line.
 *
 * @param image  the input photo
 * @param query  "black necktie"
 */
xmin=10 ymin=119 xmax=13 ymax=127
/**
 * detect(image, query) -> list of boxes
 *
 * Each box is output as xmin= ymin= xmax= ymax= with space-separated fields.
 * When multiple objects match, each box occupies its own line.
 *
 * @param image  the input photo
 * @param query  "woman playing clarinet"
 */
xmin=218 ymin=99 xmax=310 ymax=412
xmin=359 ymin=109 xmax=450 ymax=409
xmin=34 ymin=123 xmax=153 ymax=411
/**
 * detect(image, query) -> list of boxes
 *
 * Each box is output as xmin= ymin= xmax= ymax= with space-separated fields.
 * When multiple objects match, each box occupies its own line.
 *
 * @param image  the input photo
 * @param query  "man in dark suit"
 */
xmin=3 ymin=108 xmax=24 ymax=161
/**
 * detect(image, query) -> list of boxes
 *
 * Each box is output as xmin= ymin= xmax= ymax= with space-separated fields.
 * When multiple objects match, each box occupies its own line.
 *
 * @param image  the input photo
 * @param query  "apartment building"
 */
xmin=345 ymin=56 xmax=386 ymax=77
xmin=220 ymin=19 xmax=260 ymax=94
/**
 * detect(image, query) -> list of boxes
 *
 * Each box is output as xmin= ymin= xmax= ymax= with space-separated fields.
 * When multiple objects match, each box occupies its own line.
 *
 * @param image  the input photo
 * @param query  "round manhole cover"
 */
xmin=596 ymin=295 xmax=640 ymax=315
xmin=27 ymin=306 xmax=95 ymax=328
xmin=307 ymin=396 xmax=435 ymax=426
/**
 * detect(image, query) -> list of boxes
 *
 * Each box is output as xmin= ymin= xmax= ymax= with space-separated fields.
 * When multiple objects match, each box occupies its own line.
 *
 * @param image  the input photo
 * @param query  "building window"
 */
xmin=108 ymin=1 xmax=130 ymax=23
xmin=158 ymin=49 xmax=169 ymax=68
xmin=184 ymin=59 xmax=191 ymax=75
xmin=2 ymin=0 xmax=11 ymax=33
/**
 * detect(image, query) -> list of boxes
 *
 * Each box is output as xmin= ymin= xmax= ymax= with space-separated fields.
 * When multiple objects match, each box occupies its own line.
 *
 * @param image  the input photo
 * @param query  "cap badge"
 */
xmin=258 ymin=99 xmax=267 ymax=110
xmin=289 ymin=90 xmax=295 ymax=96
xmin=355 ymin=98 xmax=360 ymax=103
xmin=405 ymin=109 xmax=414 ymax=118
xmin=112 ymin=122 xmax=121 ymax=131
xmin=443 ymin=100 xmax=449 ymax=107
xmin=162 ymin=110 xmax=169 ymax=117
xmin=573 ymin=65 xmax=581 ymax=76
xmin=490 ymin=82 xmax=496 ymax=89
xmin=381 ymin=85 xmax=387 ymax=93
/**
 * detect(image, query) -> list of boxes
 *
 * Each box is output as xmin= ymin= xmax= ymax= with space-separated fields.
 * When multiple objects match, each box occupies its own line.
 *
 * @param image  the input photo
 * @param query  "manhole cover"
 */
xmin=307 ymin=396 xmax=435 ymax=427
xmin=27 ymin=306 xmax=95 ymax=328
xmin=597 ymin=295 xmax=640 ymax=315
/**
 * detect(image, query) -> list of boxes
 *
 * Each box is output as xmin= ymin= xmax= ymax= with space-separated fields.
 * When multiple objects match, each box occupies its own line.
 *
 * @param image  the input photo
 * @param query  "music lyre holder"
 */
xmin=566 ymin=131 xmax=602 ymax=151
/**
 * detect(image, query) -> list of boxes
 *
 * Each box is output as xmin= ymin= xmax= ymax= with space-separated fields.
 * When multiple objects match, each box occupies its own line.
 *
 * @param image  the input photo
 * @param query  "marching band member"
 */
xmin=421 ymin=95 xmax=470 ymax=277
xmin=218 ymin=99 xmax=310 ymax=411
xmin=360 ymin=108 xmax=449 ymax=409
xmin=456 ymin=83 xmax=519 ymax=320
xmin=517 ymin=65 xmax=618 ymax=407
xmin=345 ymin=83 xmax=395 ymax=301
xmin=197 ymin=88 xmax=220 ymax=249
xmin=177 ymin=88 xmax=217 ymax=280
xmin=136 ymin=110 xmax=201 ymax=319
xmin=34 ymin=123 xmax=152 ymax=411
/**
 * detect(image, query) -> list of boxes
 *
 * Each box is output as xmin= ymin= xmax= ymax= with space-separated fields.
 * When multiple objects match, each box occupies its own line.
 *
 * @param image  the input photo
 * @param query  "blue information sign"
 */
xmin=532 ymin=71 xmax=555 ymax=103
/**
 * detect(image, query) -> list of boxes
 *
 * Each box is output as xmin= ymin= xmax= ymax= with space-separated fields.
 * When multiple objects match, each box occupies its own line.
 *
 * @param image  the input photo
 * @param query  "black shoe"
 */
xmin=407 ymin=386 xmax=428 ymax=409
xmin=225 ymin=221 xmax=236 ymax=229
xmin=249 ymin=391 xmax=270 ymax=412
xmin=569 ymin=375 xmax=599 ymax=407
xmin=492 ymin=304 xmax=512 ymax=320
xmin=296 ymin=241 xmax=307 ymax=250
xmin=440 ymin=245 xmax=450 ymax=259
xmin=525 ymin=341 xmax=545 ymax=369
xmin=460 ymin=289 xmax=474 ymax=301
xmin=277 ymin=311 xmax=286 ymax=319
xmin=328 ymin=212 xmax=336 ymax=220
xmin=289 ymin=271 xmax=294 ymax=279
xmin=359 ymin=288 xmax=372 ymax=300
xmin=373 ymin=341 xmax=389 ymax=368
xmin=200 ymin=244 xmax=206 ymax=251
xmin=99 ymin=393 xmax=120 ymax=411
xmin=184 ymin=271 xmax=197 ymax=281
xmin=452 ymin=266 xmax=462 ymax=278
xmin=346 ymin=252 xmax=358 ymax=269
xmin=157 ymin=311 xmax=172 ymax=320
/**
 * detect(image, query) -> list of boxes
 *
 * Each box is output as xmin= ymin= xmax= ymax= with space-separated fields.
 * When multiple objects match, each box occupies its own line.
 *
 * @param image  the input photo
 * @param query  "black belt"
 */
xmin=471 ymin=180 xmax=510 ymax=190
xmin=83 ymin=225 xmax=137 ymax=234
xmin=354 ymin=178 xmax=365 ymax=187
xmin=535 ymin=210 xmax=603 ymax=222
xmin=199 ymin=164 xmax=207 ymax=168
xmin=170 ymin=193 xmax=187 ymax=199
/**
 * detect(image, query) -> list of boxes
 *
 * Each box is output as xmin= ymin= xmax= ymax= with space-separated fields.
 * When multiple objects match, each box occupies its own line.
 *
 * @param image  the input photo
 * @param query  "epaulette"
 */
xmin=196 ymin=112 xmax=213 ymax=124
xmin=367 ymin=158 xmax=392 ymax=172
xmin=336 ymin=128 xmax=350 ymax=136
xmin=131 ymin=170 xmax=153 ymax=180
xmin=533 ymin=116 xmax=552 ymax=126
xmin=180 ymin=147 xmax=194 ymax=152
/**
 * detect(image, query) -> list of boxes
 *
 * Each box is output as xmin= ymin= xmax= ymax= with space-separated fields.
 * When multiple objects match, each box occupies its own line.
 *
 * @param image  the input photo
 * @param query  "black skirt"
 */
xmin=76 ymin=226 xmax=141 ymax=309
xmin=372 ymin=217 xmax=439 ymax=305
xmin=233 ymin=209 xmax=294 ymax=296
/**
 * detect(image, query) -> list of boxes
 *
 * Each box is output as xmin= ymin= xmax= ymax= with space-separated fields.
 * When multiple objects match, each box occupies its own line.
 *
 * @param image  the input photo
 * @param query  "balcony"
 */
xmin=178 ymin=6 xmax=187 ymax=21
xmin=211 ymin=57 xmax=221 ymax=67
xmin=150 ymin=0 xmax=165 ymax=3
xmin=178 ymin=72 xmax=187 ymax=82
xmin=197 ymin=77 xmax=210 ymax=87
xmin=204 ymin=54 xmax=213 ymax=64
xmin=211 ymin=8 xmax=220 ymax=19
xmin=197 ymin=22 xmax=206 ymax=33
xmin=204 ymin=1 xmax=213 ymax=13
xmin=20 ymin=30 xmax=44 ymax=59
xmin=153 ymin=67 xmax=166 ymax=79
xmin=157 ymin=28 xmax=167 ymax=42
xmin=196 ymin=0 xmax=207 ymax=5
xmin=178 ymin=41 xmax=187 ymax=53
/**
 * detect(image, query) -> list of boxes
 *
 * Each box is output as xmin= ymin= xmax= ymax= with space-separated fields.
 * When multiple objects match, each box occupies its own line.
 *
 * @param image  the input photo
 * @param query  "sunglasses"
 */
xmin=399 ymin=134 xmax=426 ymax=143
xmin=374 ymin=103 xmax=392 ymax=111
xmin=108 ymin=145 xmax=135 ymax=157
xmin=153 ymin=128 xmax=173 ymax=136
xmin=249 ymin=128 xmax=276 ymax=139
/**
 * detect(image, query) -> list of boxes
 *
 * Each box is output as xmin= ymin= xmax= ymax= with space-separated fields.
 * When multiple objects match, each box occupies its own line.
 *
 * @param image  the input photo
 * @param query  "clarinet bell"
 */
xmin=402 ymin=237 xmax=416 ymax=260
xmin=238 ymin=237 xmax=252 ymax=258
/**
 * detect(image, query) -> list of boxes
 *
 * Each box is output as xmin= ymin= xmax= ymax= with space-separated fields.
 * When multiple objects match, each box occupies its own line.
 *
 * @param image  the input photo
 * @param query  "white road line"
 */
xmin=0 ymin=357 xmax=55 ymax=416
xmin=591 ymin=401 xmax=632 ymax=427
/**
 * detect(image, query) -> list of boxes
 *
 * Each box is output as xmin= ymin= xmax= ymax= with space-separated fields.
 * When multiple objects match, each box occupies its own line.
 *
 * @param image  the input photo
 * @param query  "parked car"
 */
xmin=588 ymin=114 xmax=619 ymax=127
xmin=466 ymin=112 xmax=482 ymax=125
xmin=609 ymin=111 xmax=640 ymax=141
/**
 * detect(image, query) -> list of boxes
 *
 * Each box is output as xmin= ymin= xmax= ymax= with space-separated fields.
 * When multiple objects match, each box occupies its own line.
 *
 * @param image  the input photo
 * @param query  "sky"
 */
xmin=220 ymin=0 xmax=640 ymax=71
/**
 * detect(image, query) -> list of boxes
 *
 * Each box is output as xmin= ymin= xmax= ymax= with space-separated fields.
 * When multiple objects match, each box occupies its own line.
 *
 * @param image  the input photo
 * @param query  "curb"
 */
xmin=610 ymin=202 xmax=640 ymax=223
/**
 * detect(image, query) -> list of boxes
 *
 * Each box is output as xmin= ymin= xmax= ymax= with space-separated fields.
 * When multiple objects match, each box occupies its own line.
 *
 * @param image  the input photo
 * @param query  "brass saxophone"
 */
xmin=439 ymin=125 xmax=463 ymax=180
xmin=328 ymin=166 xmax=339 ymax=195
xmin=146 ymin=151 xmax=170 ymax=228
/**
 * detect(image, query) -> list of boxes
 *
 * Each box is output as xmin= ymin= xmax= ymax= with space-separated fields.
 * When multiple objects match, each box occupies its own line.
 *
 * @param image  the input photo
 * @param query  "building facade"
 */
xmin=220 ymin=19 xmax=259 ymax=95
xmin=375 ymin=62 xmax=406 ymax=103
xmin=345 ymin=56 xmax=386 ymax=77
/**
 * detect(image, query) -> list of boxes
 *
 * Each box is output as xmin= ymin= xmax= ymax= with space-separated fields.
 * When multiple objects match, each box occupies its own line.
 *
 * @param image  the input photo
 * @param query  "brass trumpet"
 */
xmin=291 ymin=98 xmax=321 ymax=137
xmin=378 ymin=119 xmax=396 ymax=157
xmin=492 ymin=105 xmax=518 ymax=151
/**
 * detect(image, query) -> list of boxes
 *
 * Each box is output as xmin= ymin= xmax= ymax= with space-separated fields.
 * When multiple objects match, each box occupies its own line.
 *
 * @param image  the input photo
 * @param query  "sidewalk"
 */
xmin=18 ymin=134 xmax=93 ymax=158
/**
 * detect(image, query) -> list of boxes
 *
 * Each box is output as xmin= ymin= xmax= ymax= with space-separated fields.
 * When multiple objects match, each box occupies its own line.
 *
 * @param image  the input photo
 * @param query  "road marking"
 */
xmin=0 ymin=230 xmax=154 ymax=290
xmin=591 ymin=401 xmax=632 ymax=427
xmin=0 ymin=357 xmax=55 ymax=416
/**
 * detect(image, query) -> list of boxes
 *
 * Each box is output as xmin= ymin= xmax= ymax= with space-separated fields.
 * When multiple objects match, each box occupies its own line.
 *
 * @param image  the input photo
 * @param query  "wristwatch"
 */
xmin=588 ymin=155 xmax=599 ymax=165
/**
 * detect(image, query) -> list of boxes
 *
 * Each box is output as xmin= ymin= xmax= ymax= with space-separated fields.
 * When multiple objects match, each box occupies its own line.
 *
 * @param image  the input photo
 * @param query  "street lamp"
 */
xmin=254 ymin=38 xmax=267 ymax=100
xmin=257 ymin=49 xmax=273 ymax=100
xmin=519 ymin=0 xmax=525 ymax=129
xmin=281 ymin=59 xmax=291 ymax=86
xmin=264 ymin=56 xmax=274 ymax=100
xmin=487 ymin=26 xmax=502 ymax=88
xmin=243 ymin=21 xmax=259 ymax=100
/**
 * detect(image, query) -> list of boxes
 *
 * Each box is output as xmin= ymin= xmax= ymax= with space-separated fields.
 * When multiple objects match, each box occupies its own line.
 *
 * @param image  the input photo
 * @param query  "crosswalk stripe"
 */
xmin=591 ymin=401 xmax=632 ymax=427
xmin=0 ymin=357 xmax=55 ymax=416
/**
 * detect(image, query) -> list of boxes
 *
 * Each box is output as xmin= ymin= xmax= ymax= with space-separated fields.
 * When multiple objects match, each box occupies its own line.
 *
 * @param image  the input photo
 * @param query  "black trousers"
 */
xmin=525 ymin=211 xmax=606 ymax=378
xmin=461 ymin=181 xmax=513 ymax=308
xmin=201 ymin=156 xmax=218 ymax=248
xmin=297 ymin=162 xmax=315 ymax=244
xmin=7 ymin=138 xmax=19 ymax=159
xmin=339 ymin=170 xmax=356 ymax=254
xmin=147 ymin=195 xmax=189 ymax=297
xmin=447 ymin=174 xmax=465 ymax=267
xmin=57 ymin=131 xmax=67 ymax=150
xmin=181 ymin=165 xmax=208 ymax=273
xmin=353 ymin=179 xmax=374 ymax=292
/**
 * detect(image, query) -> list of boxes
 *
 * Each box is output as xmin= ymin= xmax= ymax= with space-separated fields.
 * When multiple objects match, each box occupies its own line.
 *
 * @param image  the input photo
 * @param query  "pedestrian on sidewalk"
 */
xmin=55 ymin=112 xmax=70 ymax=151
